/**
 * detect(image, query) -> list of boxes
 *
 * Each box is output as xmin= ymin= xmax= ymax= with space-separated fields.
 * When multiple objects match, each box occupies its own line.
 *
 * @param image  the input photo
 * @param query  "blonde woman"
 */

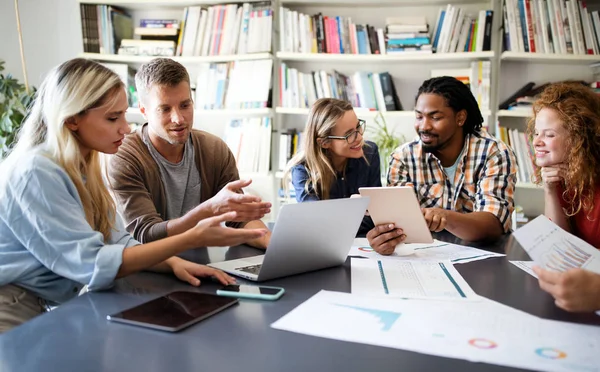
xmin=0 ymin=59 xmax=266 ymax=333
xmin=285 ymin=98 xmax=381 ymax=236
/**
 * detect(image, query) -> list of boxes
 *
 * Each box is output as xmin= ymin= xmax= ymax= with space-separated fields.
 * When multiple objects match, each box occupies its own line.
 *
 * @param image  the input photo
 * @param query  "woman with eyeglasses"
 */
xmin=284 ymin=98 xmax=382 ymax=236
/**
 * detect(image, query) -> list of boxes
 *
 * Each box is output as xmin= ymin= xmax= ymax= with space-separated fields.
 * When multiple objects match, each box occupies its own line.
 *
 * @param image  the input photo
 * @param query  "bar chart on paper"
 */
xmin=543 ymin=242 xmax=591 ymax=272
xmin=513 ymin=215 xmax=600 ymax=274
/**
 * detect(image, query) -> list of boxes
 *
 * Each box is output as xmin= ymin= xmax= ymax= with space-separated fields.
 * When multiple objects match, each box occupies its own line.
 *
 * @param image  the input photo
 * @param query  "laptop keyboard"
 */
xmin=235 ymin=264 xmax=262 ymax=275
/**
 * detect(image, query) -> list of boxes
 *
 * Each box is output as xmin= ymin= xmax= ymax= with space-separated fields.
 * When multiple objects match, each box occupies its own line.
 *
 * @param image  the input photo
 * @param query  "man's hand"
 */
xmin=169 ymin=257 xmax=237 ymax=286
xmin=422 ymin=208 xmax=448 ymax=232
xmin=205 ymin=179 xmax=271 ymax=222
xmin=532 ymin=266 xmax=600 ymax=312
xmin=366 ymin=224 xmax=406 ymax=256
xmin=541 ymin=163 xmax=567 ymax=188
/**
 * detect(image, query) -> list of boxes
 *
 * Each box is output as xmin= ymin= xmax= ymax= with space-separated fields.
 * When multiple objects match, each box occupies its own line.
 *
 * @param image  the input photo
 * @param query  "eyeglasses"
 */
xmin=326 ymin=119 xmax=366 ymax=144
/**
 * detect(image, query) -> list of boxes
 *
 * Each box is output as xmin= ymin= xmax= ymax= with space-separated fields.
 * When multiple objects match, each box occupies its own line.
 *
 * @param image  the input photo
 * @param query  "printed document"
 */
xmin=509 ymin=261 xmax=538 ymax=279
xmin=349 ymin=238 xmax=504 ymax=264
xmin=513 ymin=215 xmax=600 ymax=274
xmin=272 ymin=290 xmax=600 ymax=372
xmin=351 ymin=258 xmax=477 ymax=299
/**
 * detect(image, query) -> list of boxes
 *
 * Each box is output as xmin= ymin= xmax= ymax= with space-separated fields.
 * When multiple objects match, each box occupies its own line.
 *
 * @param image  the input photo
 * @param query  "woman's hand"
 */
xmin=540 ymin=163 xmax=567 ymax=188
xmin=533 ymin=266 xmax=600 ymax=312
xmin=187 ymin=211 xmax=268 ymax=247
xmin=169 ymin=258 xmax=236 ymax=286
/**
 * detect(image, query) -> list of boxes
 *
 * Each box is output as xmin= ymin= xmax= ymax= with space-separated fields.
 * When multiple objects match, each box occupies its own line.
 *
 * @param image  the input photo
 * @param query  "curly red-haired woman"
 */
xmin=527 ymin=82 xmax=600 ymax=312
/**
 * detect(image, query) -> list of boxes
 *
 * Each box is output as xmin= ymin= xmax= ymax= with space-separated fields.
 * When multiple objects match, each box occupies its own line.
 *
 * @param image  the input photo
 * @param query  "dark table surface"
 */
xmin=1 ymin=232 xmax=598 ymax=372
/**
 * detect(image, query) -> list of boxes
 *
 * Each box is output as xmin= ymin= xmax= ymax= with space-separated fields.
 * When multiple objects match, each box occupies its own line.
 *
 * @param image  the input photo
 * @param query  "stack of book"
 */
xmin=195 ymin=59 xmax=273 ymax=110
xmin=119 ymin=19 xmax=180 ymax=57
xmin=279 ymin=64 xmax=402 ymax=112
xmin=502 ymin=0 xmax=599 ymax=54
xmin=386 ymin=17 xmax=432 ymax=54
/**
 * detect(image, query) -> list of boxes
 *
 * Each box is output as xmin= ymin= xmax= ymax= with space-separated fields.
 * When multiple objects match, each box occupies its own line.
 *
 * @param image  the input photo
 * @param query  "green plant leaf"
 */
xmin=0 ymin=59 xmax=35 ymax=158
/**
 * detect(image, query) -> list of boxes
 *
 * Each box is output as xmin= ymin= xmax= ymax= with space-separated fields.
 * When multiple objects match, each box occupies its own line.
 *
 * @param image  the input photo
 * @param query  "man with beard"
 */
xmin=367 ymin=76 xmax=517 ymax=255
xmin=106 ymin=58 xmax=271 ymax=284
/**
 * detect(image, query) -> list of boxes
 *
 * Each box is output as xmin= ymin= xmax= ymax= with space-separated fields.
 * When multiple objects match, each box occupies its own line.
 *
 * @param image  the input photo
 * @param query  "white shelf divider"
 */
xmin=276 ymin=107 xmax=492 ymax=117
xmin=497 ymin=109 xmax=532 ymax=118
xmin=126 ymin=107 xmax=273 ymax=119
xmin=80 ymin=52 xmax=273 ymax=64
xmin=276 ymin=51 xmax=495 ymax=63
xmin=78 ymin=0 xmax=265 ymax=9
xmin=500 ymin=52 xmax=600 ymax=64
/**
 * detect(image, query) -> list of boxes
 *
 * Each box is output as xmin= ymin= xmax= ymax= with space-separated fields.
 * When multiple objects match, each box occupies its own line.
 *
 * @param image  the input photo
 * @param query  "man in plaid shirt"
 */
xmin=367 ymin=76 xmax=517 ymax=255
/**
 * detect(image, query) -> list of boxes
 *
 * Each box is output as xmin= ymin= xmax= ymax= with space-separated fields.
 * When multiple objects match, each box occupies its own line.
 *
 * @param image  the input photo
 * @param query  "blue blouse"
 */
xmin=290 ymin=141 xmax=382 ymax=236
xmin=0 ymin=150 xmax=139 ymax=304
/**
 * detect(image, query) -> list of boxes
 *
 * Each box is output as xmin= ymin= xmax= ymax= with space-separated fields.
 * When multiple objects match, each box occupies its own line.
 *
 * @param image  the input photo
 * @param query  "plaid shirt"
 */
xmin=387 ymin=129 xmax=517 ymax=232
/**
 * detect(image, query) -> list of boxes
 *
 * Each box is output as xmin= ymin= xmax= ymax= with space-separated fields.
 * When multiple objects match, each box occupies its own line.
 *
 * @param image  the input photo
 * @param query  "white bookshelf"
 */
xmin=500 ymin=52 xmax=600 ymax=65
xmin=277 ymin=51 xmax=495 ymax=63
xmin=81 ymin=52 xmax=273 ymax=64
xmin=82 ymin=0 xmax=593 ymax=222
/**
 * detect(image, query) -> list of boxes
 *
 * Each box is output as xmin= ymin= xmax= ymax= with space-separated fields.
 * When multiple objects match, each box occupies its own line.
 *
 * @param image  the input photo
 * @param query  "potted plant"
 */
xmin=0 ymin=60 xmax=35 ymax=158
xmin=367 ymin=112 xmax=405 ymax=180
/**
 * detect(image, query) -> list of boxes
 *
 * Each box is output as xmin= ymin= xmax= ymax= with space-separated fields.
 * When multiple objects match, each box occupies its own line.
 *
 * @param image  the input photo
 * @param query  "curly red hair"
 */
xmin=527 ymin=82 xmax=600 ymax=217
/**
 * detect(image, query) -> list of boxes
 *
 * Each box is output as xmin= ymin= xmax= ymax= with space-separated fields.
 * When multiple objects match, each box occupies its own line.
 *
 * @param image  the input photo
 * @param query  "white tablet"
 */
xmin=358 ymin=186 xmax=433 ymax=246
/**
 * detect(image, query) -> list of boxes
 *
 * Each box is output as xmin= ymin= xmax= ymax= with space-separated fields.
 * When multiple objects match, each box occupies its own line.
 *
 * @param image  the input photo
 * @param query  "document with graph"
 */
xmin=271 ymin=290 xmax=600 ymax=372
xmin=513 ymin=215 xmax=600 ymax=274
xmin=351 ymin=258 xmax=477 ymax=299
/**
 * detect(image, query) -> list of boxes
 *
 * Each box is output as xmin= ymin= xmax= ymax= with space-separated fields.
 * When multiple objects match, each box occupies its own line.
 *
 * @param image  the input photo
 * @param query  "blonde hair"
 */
xmin=1 ymin=58 xmax=124 ymax=240
xmin=284 ymin=98 xmax=354 ymax=200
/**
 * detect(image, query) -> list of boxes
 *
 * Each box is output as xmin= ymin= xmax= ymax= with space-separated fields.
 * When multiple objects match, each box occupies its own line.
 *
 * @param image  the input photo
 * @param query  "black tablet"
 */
xmin=107 ymin=291 xmax=238 ymax=332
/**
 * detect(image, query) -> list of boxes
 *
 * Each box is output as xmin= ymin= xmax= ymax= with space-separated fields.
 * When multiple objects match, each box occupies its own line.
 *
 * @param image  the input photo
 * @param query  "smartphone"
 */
xmin=106 ymin=291 xmax=238 ymax=332
xmin=216 ymin=284 xmax=285 ymax=301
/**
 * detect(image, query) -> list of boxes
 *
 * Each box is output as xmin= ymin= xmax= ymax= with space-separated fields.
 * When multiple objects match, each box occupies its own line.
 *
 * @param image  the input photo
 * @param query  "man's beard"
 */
xmin=420 ymin=132 xmax=443 ymax=153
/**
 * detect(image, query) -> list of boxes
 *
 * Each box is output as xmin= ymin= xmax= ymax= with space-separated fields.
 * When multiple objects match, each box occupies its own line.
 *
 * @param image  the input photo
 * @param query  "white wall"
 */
xmin=0 ymin=0 xmax=82 ymax=87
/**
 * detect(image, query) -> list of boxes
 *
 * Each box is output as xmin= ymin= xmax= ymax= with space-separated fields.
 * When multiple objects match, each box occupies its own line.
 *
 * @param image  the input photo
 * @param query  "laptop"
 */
xmin=208 ymin=197 xmax=370 ymax=281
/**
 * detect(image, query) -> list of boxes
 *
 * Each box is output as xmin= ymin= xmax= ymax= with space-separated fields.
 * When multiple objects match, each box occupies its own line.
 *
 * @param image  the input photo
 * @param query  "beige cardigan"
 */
xmin=106 ymin=124 xmax=240 ymax=243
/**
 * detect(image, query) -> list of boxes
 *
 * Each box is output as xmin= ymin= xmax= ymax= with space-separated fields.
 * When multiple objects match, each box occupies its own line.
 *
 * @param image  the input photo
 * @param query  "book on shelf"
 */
xmin=502 ymin=0 xmax=600 ymax=55
xmin=176 ymin=2 xmax=272 ymax=57
xmin=80 ymin=4 xmax=133 ymax=54
xmin=431 ymin=61 xmax=491 ymax=111
xmin=279 ymin=7 xmax=492 ymax=55
xmin=279 ymin=64 xmax=402 ymax=112
xmin=118 ymin=39 xmax=177 ymax=57
xmin=223 ymin=117 xmax=272 ymax=174
xmin=497 ymin=127 xmax=536 ymax=184
xmin=499 ymin=79 xmax=588 ymax=110
xmin=278 ymin=130 xmax=304 ymax=171
xmin=195 ymin=59 xmax=272 ymax=110
xmin=80 ymin=2 xmax=272 ymax=57
xmin=432 ymin=6 xmax=493 ymax=53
